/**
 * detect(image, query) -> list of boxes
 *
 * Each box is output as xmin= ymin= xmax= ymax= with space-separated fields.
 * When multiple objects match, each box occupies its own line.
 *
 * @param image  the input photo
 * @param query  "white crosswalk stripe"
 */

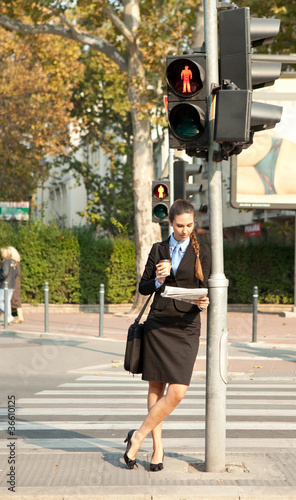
xmin=1 ymin=374 xmax=295 ymax=452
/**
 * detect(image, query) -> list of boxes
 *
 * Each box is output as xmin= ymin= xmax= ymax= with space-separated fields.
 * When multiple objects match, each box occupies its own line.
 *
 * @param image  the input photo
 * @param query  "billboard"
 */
xmin=231 ymin=100 xmax=296 ymax=210
xmin=0 ymin=202 xmax=29 ymax=221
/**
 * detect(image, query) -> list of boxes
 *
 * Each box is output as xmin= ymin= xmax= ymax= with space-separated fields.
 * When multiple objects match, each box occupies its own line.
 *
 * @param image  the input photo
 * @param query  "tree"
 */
xmin=0 ymin=0 xmax=198 ymax=307
xmin=0 ymin=27 xmax=83 ymax=200
xmin=61 ymin=48 xmax=135 ymax=236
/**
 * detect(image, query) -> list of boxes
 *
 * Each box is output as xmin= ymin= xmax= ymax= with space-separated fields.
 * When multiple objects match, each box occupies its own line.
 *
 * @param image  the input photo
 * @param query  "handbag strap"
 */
xmin=135 ymin=293 xmax=153 ymax=323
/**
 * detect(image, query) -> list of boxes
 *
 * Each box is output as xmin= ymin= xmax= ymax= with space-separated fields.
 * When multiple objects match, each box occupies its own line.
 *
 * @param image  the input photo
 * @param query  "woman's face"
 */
xmin=169 ymin=212 xmax=194 ymax=241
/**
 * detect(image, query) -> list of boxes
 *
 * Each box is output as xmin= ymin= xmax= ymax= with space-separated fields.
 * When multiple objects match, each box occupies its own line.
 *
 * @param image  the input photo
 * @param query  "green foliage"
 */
xmin=0 ymin=222 xmax=294 ymax=305
xmin=0 ymin=26 xmax=83 ymax=200
xmin=53 ymin=48 xmax=135 ymax=236
xmin=105 ymin=238 xmax=137 ymax=304
xmin=225 ymin=240 xmax=294 ymax=304
xmin=0 ymin=222 xmax=136 ymax=304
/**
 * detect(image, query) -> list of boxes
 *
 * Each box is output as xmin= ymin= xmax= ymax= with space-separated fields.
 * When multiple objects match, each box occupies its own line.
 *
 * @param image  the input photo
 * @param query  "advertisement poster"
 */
xmin=231 ymin=102 xmax=296 ymax=209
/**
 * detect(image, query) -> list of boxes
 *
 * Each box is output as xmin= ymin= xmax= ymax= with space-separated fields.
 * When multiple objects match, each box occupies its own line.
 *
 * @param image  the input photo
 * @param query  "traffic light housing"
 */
xmin=166 ymin=52 xmax=208 ymax=157
xmin=152 ymin=180 xmax=170 ymax=223
xmin=173 ymin=160 xmax=207 ymax=213
xmin=214 ymin=7 xmax=283 ymax=154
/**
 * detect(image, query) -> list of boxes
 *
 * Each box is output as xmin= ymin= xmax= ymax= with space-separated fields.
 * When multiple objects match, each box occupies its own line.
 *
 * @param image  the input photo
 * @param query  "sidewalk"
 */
xmin=2 ymin=306 xmax=296 ymax=378
xmin=1 ymin=308 xmax=296 ymax=499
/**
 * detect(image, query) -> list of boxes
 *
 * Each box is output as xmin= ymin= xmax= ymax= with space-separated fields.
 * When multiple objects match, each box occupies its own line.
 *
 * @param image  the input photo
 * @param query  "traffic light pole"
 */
xmin=203 ymin=0 xmax=229 ymax=472
xmin=168 ymin=147 xmax=174 ymax=235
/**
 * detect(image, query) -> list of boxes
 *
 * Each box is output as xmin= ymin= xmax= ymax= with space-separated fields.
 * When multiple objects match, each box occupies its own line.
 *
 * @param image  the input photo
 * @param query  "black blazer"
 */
xmin=139 ymin=238 xmax=211 ymax=313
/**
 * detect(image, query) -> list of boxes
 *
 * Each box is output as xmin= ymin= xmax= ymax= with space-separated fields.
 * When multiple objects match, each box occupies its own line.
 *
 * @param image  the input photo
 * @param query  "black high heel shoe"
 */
xmin=150 ymin=450 xmax=164 ymax=472
xmin=124 ymin=429 xmax=138 ymax=469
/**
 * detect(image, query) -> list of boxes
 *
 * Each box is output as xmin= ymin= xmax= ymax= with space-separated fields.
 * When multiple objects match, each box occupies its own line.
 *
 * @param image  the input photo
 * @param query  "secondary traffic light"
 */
xmin=214 ymin=7 xmax=282 ymax=154
xmin=152 ymin=180 xmax=170 ymax=223
xmin=166 ymin=52 xmax=208 ymax=157
xmin=173 ymin=160 xmax=207 ymax=213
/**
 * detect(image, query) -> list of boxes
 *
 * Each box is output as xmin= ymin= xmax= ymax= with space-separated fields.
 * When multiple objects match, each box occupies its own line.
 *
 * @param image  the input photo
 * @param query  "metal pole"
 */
xmin=252 ymin=286 xmax=258 ymax=342
xmin=294 ymin=214 xmax=296 ymax=313
xmin=204 ymin=0 xmax=229 ymax=472
xmin=44 ymin=281 xmax=49 ymax=333
xmin=4 ymin=280 xmax=8 ymax=329
xmin=99 ymin=283 xmax=104 ymax=337
xmin=168 ymin=147 xmax=174 ymax=235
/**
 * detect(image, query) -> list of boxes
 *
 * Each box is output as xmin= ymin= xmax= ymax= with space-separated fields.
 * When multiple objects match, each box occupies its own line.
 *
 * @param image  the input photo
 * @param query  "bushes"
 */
xmin=74 ymin=227 xmax=136 ymax=304
xmin=0 ymin=221 xmax=293 ymax=304
xmin=224 ymin=240 xmax=294 ymax=304
xmin=0 ymin=222 xmax=136 ymax=304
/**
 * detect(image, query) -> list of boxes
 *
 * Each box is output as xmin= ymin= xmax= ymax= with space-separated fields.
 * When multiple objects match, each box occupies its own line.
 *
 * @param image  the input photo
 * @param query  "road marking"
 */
xmin=17 ymin=397 xmax=296 ymax=406
xmin=2 ymin=408 xmax=296 ymax=417
xmin=36 ymin=389 xmax=296 ymax=396
xmin=2 ymin=421 xmax=296 ymax=431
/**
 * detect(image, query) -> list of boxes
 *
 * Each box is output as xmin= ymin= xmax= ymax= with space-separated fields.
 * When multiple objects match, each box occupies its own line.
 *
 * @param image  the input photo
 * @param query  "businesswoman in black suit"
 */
xmin=124 ymin=199 xmax=211 ymax=471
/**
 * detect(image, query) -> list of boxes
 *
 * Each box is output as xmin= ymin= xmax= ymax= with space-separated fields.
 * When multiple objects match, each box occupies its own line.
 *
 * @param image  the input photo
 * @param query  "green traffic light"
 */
xmin=170 ymin=103 xmax=205 ymax=140
xmin=153 ymin=204 xmax=169 ymax=220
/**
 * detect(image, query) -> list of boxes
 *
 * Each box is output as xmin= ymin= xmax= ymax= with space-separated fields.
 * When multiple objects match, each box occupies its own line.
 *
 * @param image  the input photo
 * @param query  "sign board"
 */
xmin=244 ymin=223 xmax=261 ymax=237
xmin=0 ymin=202 xmax=29 ymax=221
xmin=231 ymin=83 xmax=296 ymax=210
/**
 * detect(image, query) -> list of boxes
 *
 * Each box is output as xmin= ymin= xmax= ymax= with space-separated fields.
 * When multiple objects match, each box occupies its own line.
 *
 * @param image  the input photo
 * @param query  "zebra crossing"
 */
xmin=1 ymin=374 xmax=295 ymax=452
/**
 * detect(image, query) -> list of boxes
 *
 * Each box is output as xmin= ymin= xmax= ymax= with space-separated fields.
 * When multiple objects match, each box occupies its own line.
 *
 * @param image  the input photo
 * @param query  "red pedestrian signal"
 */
xmin=166 ymin=57 xmax=205 ymax=97
xmin=153 ymin=183 xmax=168 ymax=200
xmin=166 ymin=53 xmax=209 ymax=157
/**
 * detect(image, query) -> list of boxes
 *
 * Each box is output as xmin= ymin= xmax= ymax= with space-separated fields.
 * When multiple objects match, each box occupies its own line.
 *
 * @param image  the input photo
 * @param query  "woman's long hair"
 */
xmin=8 ymin=247 xmax=20 ymax=263
xmin=169 ymin=199 xmax=204 ymax=282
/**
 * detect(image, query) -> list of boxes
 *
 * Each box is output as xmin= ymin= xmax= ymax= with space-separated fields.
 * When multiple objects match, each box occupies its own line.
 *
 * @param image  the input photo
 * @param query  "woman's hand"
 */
xmin=194 ymin=296 xmax=210 ymax=310
xmin=155 ymin=262 xmax=169 ymax=285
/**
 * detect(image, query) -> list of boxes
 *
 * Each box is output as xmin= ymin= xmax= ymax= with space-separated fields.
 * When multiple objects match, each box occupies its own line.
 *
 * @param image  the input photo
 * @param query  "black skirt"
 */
xmin=142 ymin=310 xmax=201 ymax=386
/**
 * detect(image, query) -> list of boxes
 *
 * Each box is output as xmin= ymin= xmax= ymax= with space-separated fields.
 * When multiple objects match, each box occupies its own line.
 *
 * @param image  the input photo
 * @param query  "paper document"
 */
xmin=161 ymin=286 xmax=208 ymax=304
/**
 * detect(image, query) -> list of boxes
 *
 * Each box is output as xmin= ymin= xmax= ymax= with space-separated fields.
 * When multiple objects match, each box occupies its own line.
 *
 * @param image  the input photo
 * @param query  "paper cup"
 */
xmin=158 ymin=259 xmax=172 ymax=276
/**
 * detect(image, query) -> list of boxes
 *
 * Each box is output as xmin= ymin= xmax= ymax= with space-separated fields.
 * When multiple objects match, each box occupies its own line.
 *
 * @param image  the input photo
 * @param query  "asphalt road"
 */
xmin=0 ymin=331 xmax=126 ymax=400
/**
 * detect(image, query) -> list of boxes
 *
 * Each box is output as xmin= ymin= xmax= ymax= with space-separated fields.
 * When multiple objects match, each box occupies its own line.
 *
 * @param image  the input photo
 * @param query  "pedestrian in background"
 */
xmin=0 ymin=247 xmax=18 ymax=324
xmin=8 ymin=246 xmax=24 ymax=324
xmin=123 ymin=199 xmax=211 ymax=471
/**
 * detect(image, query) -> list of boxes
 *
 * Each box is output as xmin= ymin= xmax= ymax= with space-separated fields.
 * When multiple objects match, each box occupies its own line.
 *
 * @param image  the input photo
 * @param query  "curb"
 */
xmin=20 ymin=303 xmax=296 ymax=314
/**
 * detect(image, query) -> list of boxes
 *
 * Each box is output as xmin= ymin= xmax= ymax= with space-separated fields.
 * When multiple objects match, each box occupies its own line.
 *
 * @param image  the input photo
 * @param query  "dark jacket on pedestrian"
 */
xmin=0 ymin=259 xmax=18 ymax=289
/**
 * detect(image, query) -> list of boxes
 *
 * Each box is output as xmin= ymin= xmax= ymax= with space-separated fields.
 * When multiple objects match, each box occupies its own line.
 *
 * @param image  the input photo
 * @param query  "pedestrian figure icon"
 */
xmin=181 ymin=65 xmax=192 ymax=93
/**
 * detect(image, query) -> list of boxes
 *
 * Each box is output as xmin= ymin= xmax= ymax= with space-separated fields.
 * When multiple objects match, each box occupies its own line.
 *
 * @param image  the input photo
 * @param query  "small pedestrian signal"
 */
xmin=153 ymin=183 xmax=168 ymax=200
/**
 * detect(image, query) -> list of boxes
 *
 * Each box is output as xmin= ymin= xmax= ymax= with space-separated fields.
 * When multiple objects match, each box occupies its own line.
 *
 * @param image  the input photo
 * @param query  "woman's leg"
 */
xmin=8 ymin=290 xmax=14 ymax=317
xmin=148 ymin=381 xmax=166 ymax=464
xmin=127 ymin=383 xmax=188 ymax=460
xmin=0 ymin=288 xmax=4 ymax=314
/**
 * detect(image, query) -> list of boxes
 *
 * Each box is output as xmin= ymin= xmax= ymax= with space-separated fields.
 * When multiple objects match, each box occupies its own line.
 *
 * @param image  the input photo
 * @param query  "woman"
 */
xmin=124 ymin=199 xmax=211 ymax=471
xmin=8 ymin=247 xmax=24 ymax=324
xmin=0 ymin=247 xmax=18 ymax=324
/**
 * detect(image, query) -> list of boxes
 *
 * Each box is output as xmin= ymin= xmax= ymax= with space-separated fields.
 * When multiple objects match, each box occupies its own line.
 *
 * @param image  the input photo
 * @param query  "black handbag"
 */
xmin=124 ymin=294 xmax=153 ymax=374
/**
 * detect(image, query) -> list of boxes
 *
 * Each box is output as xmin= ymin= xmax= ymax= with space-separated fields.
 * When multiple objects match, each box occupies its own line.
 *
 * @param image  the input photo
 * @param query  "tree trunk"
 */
xmin=127 ymin=40 xmax=161 ymax=310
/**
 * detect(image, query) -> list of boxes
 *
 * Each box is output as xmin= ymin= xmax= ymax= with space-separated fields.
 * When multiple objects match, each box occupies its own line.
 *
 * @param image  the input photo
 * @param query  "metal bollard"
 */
xmin=252 ymin=285 xmax=258 ymax=342
xmin=4 ymin=280 xmax=8 ymax=329
xmin=99 ymin=283 xmax=104 ymax=337
xmin=44 ymin=281 xmax=49 ymax=333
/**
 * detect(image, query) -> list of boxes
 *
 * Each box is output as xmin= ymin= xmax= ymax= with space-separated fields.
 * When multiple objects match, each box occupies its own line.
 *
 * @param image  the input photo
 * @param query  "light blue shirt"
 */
xmin=155 ymin=235 xmax=190 ymax=289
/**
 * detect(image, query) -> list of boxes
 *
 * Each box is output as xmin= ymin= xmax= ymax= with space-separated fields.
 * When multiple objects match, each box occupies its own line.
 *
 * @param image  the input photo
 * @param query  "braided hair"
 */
xmin=190 ymin=231 xmax=204 ymax=281
xmin=169 ymin=199 xmax=204 ymax=282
